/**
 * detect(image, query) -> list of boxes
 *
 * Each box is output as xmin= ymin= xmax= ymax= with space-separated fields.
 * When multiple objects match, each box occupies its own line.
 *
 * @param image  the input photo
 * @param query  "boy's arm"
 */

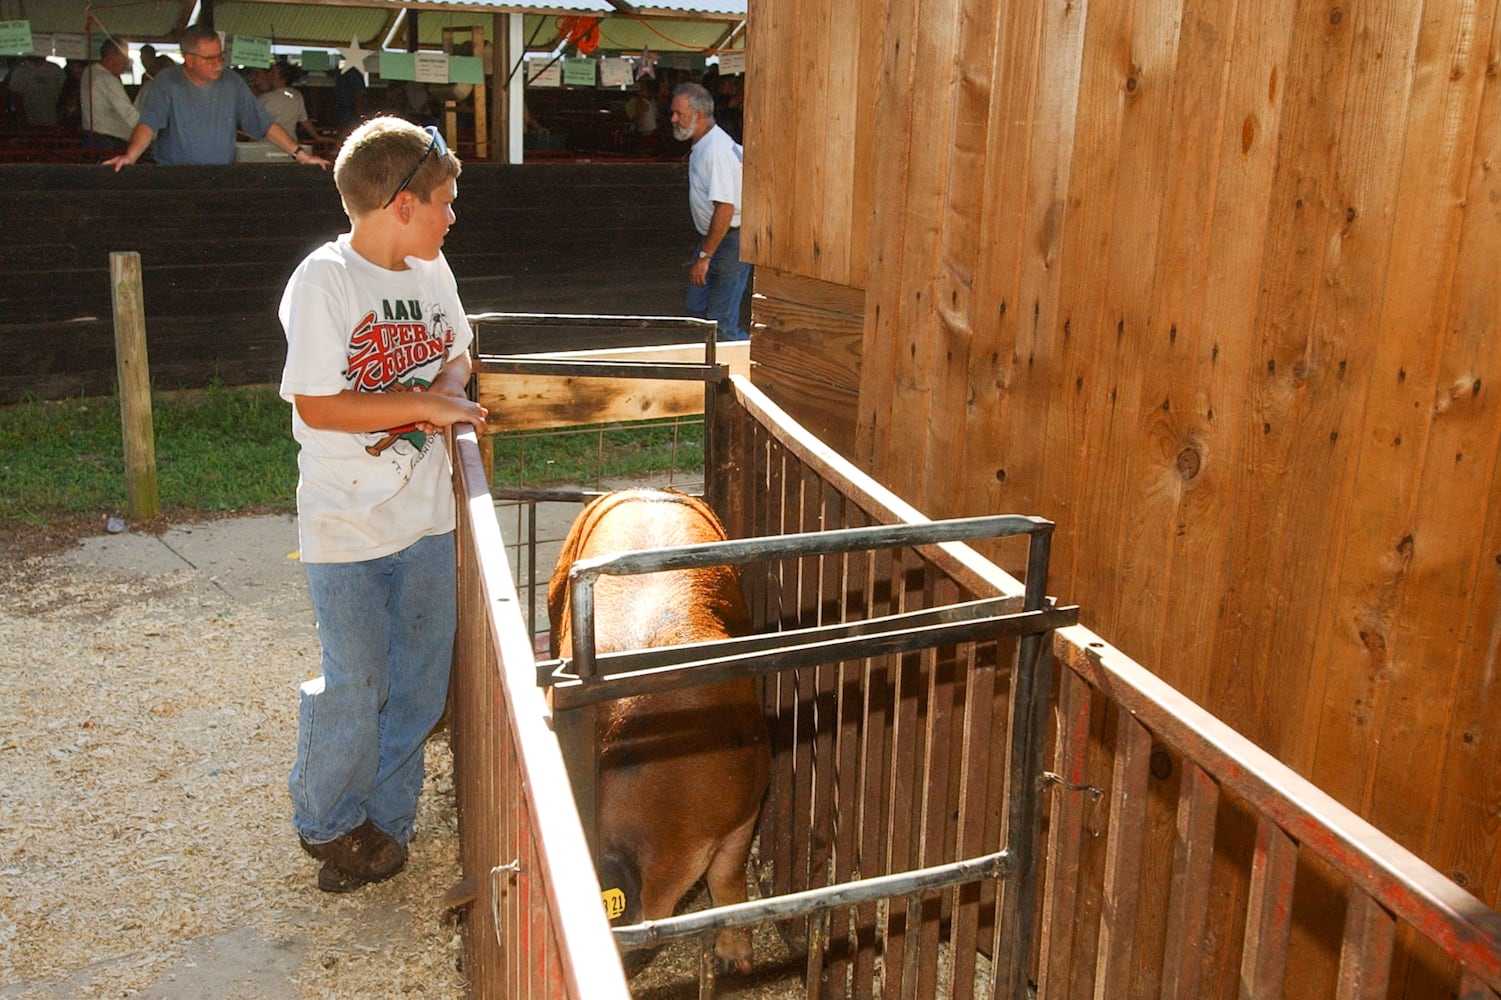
xmin=426 ymin=351 xmax=472 ymax=399
xmin=295 ymin=384 xmax=486 ymax=435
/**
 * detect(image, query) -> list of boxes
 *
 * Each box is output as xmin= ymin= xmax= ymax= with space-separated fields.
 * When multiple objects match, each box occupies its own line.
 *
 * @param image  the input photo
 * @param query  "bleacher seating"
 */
xmin=0 ymin=161 xmax=698 ymax=403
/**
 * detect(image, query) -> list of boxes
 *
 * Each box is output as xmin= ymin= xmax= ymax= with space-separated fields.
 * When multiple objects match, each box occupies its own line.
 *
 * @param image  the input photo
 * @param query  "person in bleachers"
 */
xmin=79 ymin=40 xmax=138 ymax=149
xmin=253 ymin=60 xmax=318 ymax=143
xmin=138 ymin=44 xmax=177 ymax=82
xmin=104 ymin=24 xmax=328 ymax=170
xmin=7 ymin=55 xmax=66 ymax=126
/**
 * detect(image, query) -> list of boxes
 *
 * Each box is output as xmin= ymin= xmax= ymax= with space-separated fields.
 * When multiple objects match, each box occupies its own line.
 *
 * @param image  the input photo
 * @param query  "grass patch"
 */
xmin=491 ymin=418 xmax=704 ymax=487
xmin=0 ymin=385 xmax=299 ymax=529
xmin=0 ymin=385 xmax=705 ymax=533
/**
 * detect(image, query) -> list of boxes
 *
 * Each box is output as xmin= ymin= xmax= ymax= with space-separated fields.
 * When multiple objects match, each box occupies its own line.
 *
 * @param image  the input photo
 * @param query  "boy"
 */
xmin=278 ymin=117 xmax=488 ymax=893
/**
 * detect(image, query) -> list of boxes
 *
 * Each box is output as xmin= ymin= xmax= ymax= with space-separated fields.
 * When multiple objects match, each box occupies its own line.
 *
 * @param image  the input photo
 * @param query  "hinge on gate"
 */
xmin=1041 ymin=771 xmax=1106 ymax=837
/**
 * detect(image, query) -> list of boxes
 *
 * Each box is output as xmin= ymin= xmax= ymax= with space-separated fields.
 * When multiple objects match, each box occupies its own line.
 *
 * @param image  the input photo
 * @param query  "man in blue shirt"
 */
xmin=105 ymin=25 xmax=328 ymax=170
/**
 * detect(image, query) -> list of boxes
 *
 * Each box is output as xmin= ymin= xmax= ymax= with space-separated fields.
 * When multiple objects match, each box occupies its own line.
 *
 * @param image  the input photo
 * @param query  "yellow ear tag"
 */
xmin=601 ymin=887 xmax=627 ymax=920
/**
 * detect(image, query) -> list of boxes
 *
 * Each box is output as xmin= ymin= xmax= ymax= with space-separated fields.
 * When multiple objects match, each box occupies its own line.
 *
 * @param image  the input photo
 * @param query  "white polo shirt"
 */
xmin=687 ymin=124 xmax=743 ymax=235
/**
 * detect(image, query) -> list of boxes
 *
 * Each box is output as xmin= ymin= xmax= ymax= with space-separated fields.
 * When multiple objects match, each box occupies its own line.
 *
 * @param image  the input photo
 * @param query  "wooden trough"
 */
xmin=446 ymin=323 xmax=1501 ymax=999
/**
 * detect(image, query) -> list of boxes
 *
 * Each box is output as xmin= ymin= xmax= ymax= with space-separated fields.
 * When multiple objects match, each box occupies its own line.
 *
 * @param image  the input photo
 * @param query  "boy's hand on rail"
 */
xmin=415 ymin=395 xmax=488 ymax=436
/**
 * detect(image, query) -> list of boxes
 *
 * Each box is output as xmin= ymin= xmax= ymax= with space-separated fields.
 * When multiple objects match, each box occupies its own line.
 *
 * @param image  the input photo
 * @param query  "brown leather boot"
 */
xmin=300 ymin=820 xmax=407 ymax=893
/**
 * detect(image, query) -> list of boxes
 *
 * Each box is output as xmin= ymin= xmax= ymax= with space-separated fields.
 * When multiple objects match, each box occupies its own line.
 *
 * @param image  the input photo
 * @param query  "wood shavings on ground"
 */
xmin=0 ymin=531 xmax=466 ymax=999
xmin=0 ymin=518 xmax=807 ymax=999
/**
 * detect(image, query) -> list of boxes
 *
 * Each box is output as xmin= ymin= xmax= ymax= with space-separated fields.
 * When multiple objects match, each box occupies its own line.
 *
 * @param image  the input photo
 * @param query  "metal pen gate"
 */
xmin=466 ymin=324 xmax=1079 ymax=997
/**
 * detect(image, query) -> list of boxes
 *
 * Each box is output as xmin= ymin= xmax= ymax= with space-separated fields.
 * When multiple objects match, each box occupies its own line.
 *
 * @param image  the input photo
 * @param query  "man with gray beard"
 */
xmin=669 ymin=81 xmax=750 ymax=342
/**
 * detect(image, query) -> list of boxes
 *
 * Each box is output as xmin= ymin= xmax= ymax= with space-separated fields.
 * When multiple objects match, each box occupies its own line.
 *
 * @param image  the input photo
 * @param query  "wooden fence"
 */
xmin=447 ymin=372 xmax=1501 ymax=998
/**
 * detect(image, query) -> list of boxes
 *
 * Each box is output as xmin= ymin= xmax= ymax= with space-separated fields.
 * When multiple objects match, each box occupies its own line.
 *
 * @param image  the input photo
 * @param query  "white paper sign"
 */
xmin=527 ymin=59 xmax=561 ymax=88
xmin=52 ymin=32 xmax=88 ymax=60
xmin=414 ymin=50 xmax=449 ymax=84
xmin=717 ymin=50 xmax=746 ymax=75
xmin=599 ymin=57 xmax=633 ymax=88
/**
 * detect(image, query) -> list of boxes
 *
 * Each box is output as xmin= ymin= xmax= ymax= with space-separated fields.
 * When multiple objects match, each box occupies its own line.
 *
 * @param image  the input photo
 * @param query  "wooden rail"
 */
xmin=448 ymin=425 xmax=630 ymax=1000
xmin=1044 ymin=627 xmax=1501 ymax=999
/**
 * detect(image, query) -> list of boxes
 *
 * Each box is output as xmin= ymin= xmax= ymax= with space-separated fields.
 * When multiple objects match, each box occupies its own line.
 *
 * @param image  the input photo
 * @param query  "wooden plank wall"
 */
xmin=0 ymin=162 xmax=698 ymax=403
xmin=749 ymin=268 xmax=864 ymax=457
xmin=743 ymin=0 xmax=1501 ymax=995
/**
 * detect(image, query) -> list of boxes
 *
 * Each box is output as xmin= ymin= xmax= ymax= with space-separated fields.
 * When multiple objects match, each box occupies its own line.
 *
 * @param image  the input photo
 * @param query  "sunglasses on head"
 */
xmin=383 ymin=126 xmax=449 ymax=209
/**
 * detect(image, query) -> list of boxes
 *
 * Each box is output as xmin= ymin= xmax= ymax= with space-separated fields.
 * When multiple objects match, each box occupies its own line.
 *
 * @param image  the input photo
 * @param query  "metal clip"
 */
xmin=1041 ymin=771 xmax=1107 ymax=837
xmin=490 ymin=860 xmax=522 ymax=946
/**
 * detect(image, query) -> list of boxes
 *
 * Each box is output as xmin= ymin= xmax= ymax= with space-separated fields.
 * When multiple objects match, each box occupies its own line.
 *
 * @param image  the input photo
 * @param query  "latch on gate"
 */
xmin=490 ymin=859 xmax=523 ymax=945
xmin=1042 ymin=771 xmax=1107 ymax=837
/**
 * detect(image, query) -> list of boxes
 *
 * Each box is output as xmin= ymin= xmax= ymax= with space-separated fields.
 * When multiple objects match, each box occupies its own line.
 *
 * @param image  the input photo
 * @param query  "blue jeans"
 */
xmin=290 ymin=531 xmax=456 ymax=846
xmin=686 ymin=227 xmax=752 ymax=342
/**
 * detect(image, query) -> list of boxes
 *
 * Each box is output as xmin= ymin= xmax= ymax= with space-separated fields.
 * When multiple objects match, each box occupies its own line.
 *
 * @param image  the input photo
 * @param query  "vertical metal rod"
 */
xmin=995 ymin=526 xmax=1057 ymax=998
xmin=1024 ymin=523 xmax=1053 ymax=613
xmin=570 ymin=569 xmax=598 ymax=679
xmin=527 ymin=498 xmax=540 ymax=652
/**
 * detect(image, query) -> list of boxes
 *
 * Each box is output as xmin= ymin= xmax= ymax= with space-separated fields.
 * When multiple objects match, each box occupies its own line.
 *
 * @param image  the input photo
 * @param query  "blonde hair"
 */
xmin=334 ymin=117 xmax=462 ymax=218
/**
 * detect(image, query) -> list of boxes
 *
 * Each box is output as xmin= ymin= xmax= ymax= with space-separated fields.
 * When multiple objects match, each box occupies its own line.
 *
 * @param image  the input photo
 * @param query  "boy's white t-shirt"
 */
xmin=279 ymin=235 xmax=474 ymax=564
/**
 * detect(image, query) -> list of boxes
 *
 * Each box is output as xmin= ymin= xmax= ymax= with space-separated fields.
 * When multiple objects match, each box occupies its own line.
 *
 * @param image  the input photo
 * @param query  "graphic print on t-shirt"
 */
xmin=344 ymin=298 xmax=457 ymax=458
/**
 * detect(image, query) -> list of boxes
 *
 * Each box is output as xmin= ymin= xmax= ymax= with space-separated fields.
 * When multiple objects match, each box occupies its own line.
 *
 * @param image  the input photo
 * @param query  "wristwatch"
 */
xmin=697 ymin=250 xmax=711 ymax=259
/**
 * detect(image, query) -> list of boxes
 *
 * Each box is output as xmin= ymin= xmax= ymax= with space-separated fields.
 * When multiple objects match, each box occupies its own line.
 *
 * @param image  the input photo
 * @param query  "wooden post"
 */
xmin=471 ymin=26 xmax=488 ymax=159
xmin=109 ymin=252 xmax=159 ymax=520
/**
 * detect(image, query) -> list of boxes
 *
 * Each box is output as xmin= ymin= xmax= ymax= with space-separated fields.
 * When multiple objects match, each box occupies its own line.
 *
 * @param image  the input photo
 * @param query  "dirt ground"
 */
xmin=0 ymin=513 xmax=803 ymax=1000
xmin=0 ymin=514 xmax=468 ymax=999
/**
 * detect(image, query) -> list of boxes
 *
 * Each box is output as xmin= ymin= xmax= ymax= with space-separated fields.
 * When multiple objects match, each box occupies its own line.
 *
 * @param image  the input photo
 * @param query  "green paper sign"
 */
xmin=0 ymin=21 xmax=34 ymax=56
xmin=301 ymin=50 xmax=331 ymax=72
xmin=562 ymin=58 xmax=596 ymax=87
xmin=449 ymin=54 xmax=483 ymax=85
xmin=379 ymin=50 xmax=416 ymax=81
xmin=229 ymin=34 xmax=272 ymax=68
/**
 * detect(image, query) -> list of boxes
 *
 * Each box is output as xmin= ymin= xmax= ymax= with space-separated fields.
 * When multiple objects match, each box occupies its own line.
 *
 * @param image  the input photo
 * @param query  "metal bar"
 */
xmin=995 ymin=628 xmax=1057 ymax=998
xmin=611 ymin=849 xmax=1012 ymax=949
xmin=574 ymin=514 xmax=1050 ymax=579
xmin=538 ymin=595 xmax=1031 ymax=683
xmin=567 ymin=515 xmax=1053 ymax=678
xmin=1241 ymin=814 xmax=1298 ymax=998
xmin=493 ymin=485 xmax=606 ymax=504
xmin=478 ymin=357 xmax=729 ymax=383
xmin=547 ymin=606 xmax=1079 ymax=709
xmin=526 ymin=499 xmax=539 ymax=653
xmin=1335 ymin=889 xmax=1395 ymax=1000
xmin=471 ymin=311 xmax=718 ymax=331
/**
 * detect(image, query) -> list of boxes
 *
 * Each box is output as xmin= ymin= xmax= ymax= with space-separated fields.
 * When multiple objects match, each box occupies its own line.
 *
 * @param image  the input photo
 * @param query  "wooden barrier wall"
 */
xmin=743 ymin=0 xmax=1501 ymax=995
xmin=0 ymin=162 xmax=697 ymax=403
xmin=452 ymin=371 xmax=1501 ymax=998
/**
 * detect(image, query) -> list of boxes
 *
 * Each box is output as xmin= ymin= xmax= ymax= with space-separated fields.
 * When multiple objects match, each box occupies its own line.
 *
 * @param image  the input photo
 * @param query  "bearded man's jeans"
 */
xmin=686 ymin=227 xmax=752 ymax=342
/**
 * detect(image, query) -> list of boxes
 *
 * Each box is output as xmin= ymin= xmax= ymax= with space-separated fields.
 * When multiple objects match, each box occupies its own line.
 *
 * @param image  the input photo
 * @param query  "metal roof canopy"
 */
xmin=21 ymin=0 xmax=745 ymax=53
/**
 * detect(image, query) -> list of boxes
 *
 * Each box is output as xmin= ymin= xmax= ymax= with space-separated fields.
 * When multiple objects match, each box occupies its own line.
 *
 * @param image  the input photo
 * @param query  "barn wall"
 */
xmin=748 ymin=267 xmax=864 ymax=457
xmin=744 ymin=0 xmax=1501 ymax=992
